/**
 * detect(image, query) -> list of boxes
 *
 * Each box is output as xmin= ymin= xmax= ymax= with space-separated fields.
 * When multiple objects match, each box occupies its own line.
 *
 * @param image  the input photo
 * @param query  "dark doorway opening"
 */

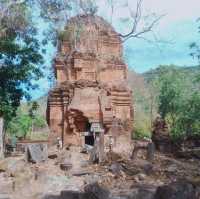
xmin=85 ymin=134 xmax=94 ymax=146
xmin=85 ymin=122 xmax=94 ymax=146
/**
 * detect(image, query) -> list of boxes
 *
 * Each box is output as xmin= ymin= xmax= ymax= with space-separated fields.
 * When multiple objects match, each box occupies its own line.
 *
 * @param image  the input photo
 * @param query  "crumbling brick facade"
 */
xmin=47 ymin=15 xmax=133 ymax=146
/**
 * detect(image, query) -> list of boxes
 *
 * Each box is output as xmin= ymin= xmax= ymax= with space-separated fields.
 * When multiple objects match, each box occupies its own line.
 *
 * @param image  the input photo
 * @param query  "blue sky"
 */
xmin=97 ymin=0 xmax=200 ymax=72
xmin=124 ymin=20 xmax=199 ymax=72
xmin=31 ymin=0 xmax=200 ymax=99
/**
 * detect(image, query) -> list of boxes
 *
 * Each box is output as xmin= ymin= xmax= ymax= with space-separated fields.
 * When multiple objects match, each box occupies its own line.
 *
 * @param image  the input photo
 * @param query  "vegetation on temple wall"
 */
xmin=58 ymin=24 xmax=84 ymax=45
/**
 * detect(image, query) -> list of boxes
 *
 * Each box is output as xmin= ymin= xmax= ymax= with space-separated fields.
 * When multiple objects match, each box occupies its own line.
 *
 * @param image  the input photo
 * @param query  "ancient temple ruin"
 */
xmin=47 ymin=15 xmax=133 ymax=146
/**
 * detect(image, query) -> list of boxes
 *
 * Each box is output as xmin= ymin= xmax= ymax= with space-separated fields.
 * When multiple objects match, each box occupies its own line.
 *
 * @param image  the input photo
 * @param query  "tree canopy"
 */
xmin=28 ymin=0 xmax=163 ymax=45
xmin=155 ymin=66 xmax=200 ymax=140
xmin=0 ymin=1 xmax=44 ymax=123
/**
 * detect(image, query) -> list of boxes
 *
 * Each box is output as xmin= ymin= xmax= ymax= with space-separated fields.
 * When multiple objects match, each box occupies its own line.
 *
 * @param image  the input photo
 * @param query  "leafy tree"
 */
xmin=7 ymin=108 xmax=46 ymax=139
xmin=156 ymin=66 xmax=185 ymax=127
xmin=155 ymin=66 xmax=200 ymax=140
xmin=7 ymin=113 xmax=32 ymax=138
xmin=0 ymin=1 xmax=44 ymax=123
xmin=28 ymin=101 xmax=39 ymax=134
xmin=28 ymin=101 xmax=39 ymax=119
xmin=0 ymin=1 xmax=44 ymax=157
xmin=190 ymin=20 xmax=200 ymax=81
xmin=181 ymin=92 xmax=200 ymax=136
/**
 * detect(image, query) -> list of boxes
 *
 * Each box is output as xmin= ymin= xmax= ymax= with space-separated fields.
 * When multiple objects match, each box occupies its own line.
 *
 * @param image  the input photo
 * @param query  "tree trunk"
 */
xmin=150 ymin=93 xmax=153 ymax=130
xmin=0 ymin=117 xmax=4 ymax=159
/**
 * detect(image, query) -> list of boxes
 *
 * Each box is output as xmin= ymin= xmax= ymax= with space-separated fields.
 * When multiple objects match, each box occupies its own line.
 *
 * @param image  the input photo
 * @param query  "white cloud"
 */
xmin=97 ymin=0 xmax=200 ymax=29
xmin=142 ymin=0 xmax=200 ymax=20
xmin=95 ymin=0 xmax=200 ymax=72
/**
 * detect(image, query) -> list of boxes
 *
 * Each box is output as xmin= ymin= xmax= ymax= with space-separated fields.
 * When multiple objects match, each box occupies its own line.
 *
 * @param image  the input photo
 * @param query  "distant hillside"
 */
xmin=30 ymin=65 xmax=200 ymax=115
xmin=128 ymin=69 xmax=148 ymax=95
xmin=143 ymin=65 xmax=200 ymax=83
xmin=18 ymin=65 xmax=200 ymax=134
xmin=127 ymin=65 xmax=200 ymax=137
xmin=128 ymin=66 xmax=200 ymax=93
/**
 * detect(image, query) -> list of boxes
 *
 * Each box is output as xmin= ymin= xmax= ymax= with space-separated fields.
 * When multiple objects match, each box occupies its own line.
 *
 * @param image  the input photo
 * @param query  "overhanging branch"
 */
xmin=120 ymin=14 xmax=165 ymax=43
xmin=117 ymin=0 xmax=166 ymax=43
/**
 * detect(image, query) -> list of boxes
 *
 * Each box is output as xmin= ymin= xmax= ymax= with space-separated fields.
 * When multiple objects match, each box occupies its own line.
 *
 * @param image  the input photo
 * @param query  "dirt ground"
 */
xmin=0 ymin=137 xmax=200 ymax=199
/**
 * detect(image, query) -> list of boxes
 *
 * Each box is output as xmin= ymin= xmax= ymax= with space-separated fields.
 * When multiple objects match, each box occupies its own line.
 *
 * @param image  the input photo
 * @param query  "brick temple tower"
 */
xmin=47 ymin=15 xmax=133 ymax=146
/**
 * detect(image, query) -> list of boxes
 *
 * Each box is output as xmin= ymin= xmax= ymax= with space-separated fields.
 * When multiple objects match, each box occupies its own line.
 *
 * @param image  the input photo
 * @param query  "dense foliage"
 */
xmin=7 ymin=102 xmax=46 ymax=139
xmin=0 ymin=1 xmax=44 ymax=123
xmin=128 ymin=70 xmax=158 ymax=139
xmin=132 ymin=65 xmax=200 ymax=140
xmin=155 ymin=66 xmax=200 ymax=140
xmin=133 ymin=88 xmax=154 ymax=139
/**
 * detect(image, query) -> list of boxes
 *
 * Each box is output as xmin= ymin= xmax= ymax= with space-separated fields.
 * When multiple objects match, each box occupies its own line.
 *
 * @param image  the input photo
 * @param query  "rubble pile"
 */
xmin=0 ymin=143 xmax=200 ymax=199
xmin=152 ymin=117 xmax=200 ymax=159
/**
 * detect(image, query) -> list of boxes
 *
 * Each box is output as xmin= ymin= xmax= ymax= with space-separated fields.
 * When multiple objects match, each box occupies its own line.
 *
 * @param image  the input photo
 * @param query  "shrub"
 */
xmin=133 ymin=119 xmax=151 ymax=140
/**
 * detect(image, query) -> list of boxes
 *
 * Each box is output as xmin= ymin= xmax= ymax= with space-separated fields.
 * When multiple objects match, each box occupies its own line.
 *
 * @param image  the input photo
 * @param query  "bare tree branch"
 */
xmin=117 ymin=0 xmax=165 ymax=44
xmin=120 ymin=13 xmax=165 ymax=43
xmin=125 ymin=0 xmax=143 ymax=38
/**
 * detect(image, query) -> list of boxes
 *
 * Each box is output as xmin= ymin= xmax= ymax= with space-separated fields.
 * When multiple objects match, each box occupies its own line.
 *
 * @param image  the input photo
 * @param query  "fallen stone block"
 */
xmin=0 ymin=179 xmax=13 ymax=194
xmin=109 ymin=163 xmax=123 ymax=175
xmin=51 ymin=182 xmax=110 ymax=199
xmin=154 ymin=180 xmax=200 ymax=199
xmin=72 ymin=171 xmax=91 ymax=177
xmin=26 ymin=143 xmax=48 ymax=163
xmin=175 ymin=148 xmax=200 ymax=160
xmin=60 ymin=191 xmax=83 ymax=199
xmin=84 ymin=182 xmax=110 ymax=199
xmin=129 ymin=188 xmax=155 ymax=199
xmin=60 ymin=163 xmax=72 ymax=171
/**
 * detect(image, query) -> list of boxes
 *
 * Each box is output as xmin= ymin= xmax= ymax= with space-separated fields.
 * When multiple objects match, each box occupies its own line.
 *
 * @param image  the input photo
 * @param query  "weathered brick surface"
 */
xmin=47 ymin=15 xmax=133 ymax=146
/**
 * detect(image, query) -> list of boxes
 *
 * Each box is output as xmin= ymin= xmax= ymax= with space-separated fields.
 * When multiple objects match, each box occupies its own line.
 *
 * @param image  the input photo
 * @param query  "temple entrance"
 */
xmin=71 ymin=111 xmax=94 ymax=147
xmin=85 ymin=134 xmax=94 ymax=146
xmin=84 ymin=122 xmax=94 ymax=146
